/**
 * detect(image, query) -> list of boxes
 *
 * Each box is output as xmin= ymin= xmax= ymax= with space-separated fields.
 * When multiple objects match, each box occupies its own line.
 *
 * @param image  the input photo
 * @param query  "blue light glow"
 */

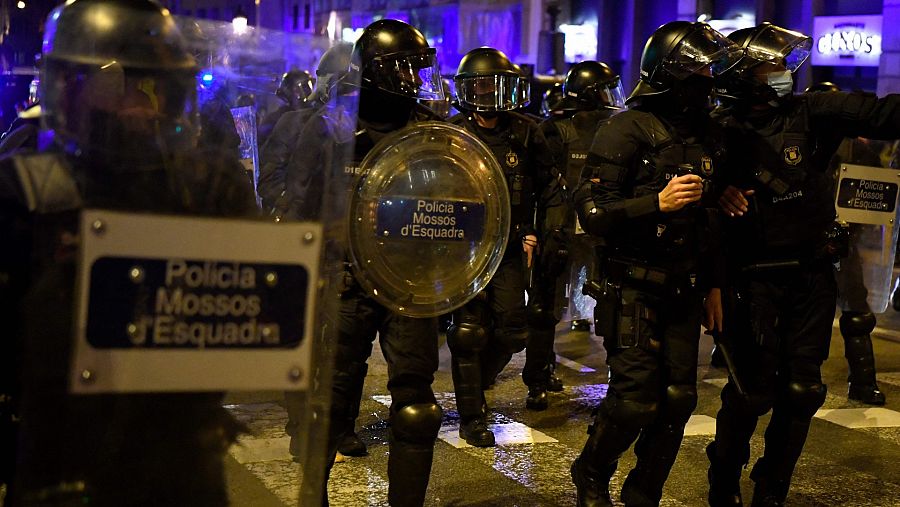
xmin=201 ymin=73 xmax=214 ymax=83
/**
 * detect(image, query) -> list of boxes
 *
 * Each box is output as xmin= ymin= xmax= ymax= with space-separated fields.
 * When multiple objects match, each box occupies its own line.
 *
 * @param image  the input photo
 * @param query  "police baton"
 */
xmin=709 ymin=329 xmax=747 ymax=398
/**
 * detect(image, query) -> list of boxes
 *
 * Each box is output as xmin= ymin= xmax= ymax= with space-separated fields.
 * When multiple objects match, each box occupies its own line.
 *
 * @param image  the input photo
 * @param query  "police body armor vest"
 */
xmin=738 ymin=98 xmax=836 ymax=260
xmin=451 ymin=112 xmax=537 ymax=244
xmin=553 ymin=109 xmax=614 ymax=231
xmin=620 ymin=113 xmax=722 ymax=269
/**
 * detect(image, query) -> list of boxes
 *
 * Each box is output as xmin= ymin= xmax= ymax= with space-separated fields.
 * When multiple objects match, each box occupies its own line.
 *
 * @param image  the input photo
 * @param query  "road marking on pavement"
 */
xmin=703 ymin=378 xmax=728 ymax=388
xmin=439 ymin=422 xmax=558 ymax=448
xmin=229 ymin=435 xmax=292 ymax=464
xmin=372 ymin=393 xmax=558 ymax=447
xmin=556 ymin=353 xmax=596 ymax=373
xmin=684 ymin=415 xmax=717 ymax=436
xmin=815 ymin=407 xmax=900 ymax=428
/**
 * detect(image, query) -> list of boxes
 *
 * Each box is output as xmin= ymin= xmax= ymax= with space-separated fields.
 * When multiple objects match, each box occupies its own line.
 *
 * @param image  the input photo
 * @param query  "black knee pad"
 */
xmin=840 ymin=311 xmax=876 ymax=336
xmin=526 ymin=300 xmax=558 ymax=329
xmin=447 ymin=321 xmax=489 ymax=353
xmin=664 ymin=384 xmax=697 ymax=425
xmin=602 ymin=396 xmax=658 ymax=428
xmin=391 ymin=402 xmax=442 ymax=445
xmin=722 ymin=383 xmax=773 ymax=417
xmin=495 ymin=327 xmax=528 ymax=354
xmin=787 ymin=382 xmax=827 ymax=418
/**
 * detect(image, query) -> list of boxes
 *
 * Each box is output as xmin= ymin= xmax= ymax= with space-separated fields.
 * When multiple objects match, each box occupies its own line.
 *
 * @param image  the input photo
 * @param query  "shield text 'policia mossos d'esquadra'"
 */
xmin=348 ymin=121 xmax=511 ymax=317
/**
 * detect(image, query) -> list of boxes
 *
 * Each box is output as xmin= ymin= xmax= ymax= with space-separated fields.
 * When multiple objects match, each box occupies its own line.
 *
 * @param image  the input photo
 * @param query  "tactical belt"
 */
xmin=607 ymin=258 xmax=669 ymax=288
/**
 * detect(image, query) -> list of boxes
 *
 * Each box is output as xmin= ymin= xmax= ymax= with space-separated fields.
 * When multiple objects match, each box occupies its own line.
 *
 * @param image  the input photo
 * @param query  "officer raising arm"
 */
xmin=570 ymin=21 xmax=737 ymax=507
xmin=707 ymin=23 xmax=900 ymax=507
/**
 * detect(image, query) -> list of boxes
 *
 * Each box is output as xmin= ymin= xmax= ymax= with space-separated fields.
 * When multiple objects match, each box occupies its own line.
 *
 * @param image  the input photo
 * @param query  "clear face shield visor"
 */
xmin=455 ymin=73 xmax=530 ymax=112
xmin=368 ymin=49 xmax=445 ymax=101
xmin=42 ymin=60 xmax=200 ymax=154
xmin=592 ymin=78 xmax=626 ymax=109
xmin=662 ymin=24 xmax=743 ymax=81
xmin=744 ymin=26 xmax=812 ymax=72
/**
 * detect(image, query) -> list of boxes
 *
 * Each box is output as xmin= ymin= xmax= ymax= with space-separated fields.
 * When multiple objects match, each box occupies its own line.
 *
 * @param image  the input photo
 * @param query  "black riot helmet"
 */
xmin=309 ymin=42 xmax=353 ymax=104
xmin=350 ymin=19 xmax=444 ymax=101
xmin=40 ymin=0 xmax=198 ymax=159
xmin=276 ymin=69 xmax=314 ymax=107
xmin=715 ymin=23 xmax=812 ymax=105
xmin=563 ymin=61 xmax=625 ymax=110
xmin=454 ymin=47 xmax=529 ymax=112
xmin=805 ymin=81 xmax=841 ymax=93
xmin=541 ymin=83 xmax=563 ymax=117
xmin=628 ymin=21 xmax=741 ymax=103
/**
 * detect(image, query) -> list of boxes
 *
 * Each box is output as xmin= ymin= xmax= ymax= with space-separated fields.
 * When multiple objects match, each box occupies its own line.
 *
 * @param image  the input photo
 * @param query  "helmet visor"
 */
xmin=369 ymin=49 xmax=445 ymax=101
xmin=664 ymin=24 xmax=743 ymax=80
xmin=455 ymin=74 xmax=529 ymax=111
xmin=744 ymin=25 xmax=812 ymax=72
xmin=597 ymin=78 xmax=626 ymax=109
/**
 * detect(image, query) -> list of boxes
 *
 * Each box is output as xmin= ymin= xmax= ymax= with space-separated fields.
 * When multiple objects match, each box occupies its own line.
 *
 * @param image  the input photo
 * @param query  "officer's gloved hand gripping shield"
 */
xmin=9 ymin=1 xmax=342 ymax=505
xmin=348 ymin=121 xmax=511 ymax=317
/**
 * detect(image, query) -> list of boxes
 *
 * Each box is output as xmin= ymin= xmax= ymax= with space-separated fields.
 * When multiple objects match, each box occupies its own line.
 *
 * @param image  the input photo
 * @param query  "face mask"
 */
xmin=767 ymin=70 xmax=793 ymax=98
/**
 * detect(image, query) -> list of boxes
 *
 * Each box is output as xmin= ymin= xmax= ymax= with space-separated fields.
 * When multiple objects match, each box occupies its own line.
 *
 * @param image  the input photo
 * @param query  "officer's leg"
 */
xmin=447 ymin=298 xmax=494 ymax=447
xmin=751 ymin=267 xmax=834 ymax=506
xmin=319 ymin=290 xmax=379 ymax=504
xmin=572 ymin=287 xmax=661 ymax=507
xmin=709 ymin=279 xmax=779 ymax=507
xmin=336 ymin=362 xmax=369 ymax=456
xmin=621 ymin=295 xmax=701 ymax=507
xmin=840 ymin=311 xmax=885 ymax=405
xmin=523 ymin=280 xmax=559 ymax=410
xmin=379 ymin=313 xmax=442 ymax=506
xmin=283 ymin=390 xmax=305 ymax=457
xmin=482 ymin=256 xmax=529 ymax=388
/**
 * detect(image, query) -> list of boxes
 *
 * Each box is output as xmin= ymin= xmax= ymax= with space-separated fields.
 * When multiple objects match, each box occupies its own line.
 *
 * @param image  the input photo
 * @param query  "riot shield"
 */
xmin=833 ymin=139 xmax=900 ymax=313
xmin=230 ymin=105 xmax=261 ymax=201
xmin=348 ymin=122 xmax=511 ymax=317
xmin=5 ymin=4 xmax=345 ymax=506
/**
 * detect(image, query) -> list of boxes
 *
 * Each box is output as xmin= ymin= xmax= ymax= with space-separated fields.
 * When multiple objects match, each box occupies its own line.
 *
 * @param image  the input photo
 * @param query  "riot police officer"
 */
xmin=570 ymin=21 xmax=736 ymax=506
xmin=805 ymin=81 xmax=887 ymax=406
xmin=258 ymin=69 xmax=314 ymax=146
xmin=541 ymin=82 xmax=575 ymax=119
xmin=0 ymin=0 xmax=256 ymax=503
xmin=527 ymin=61 xmax=626 ymax=410
xmin=284 ymin=19 xmax=446 ymax=506
xmin=708 ymin=23 xmax=900 ymax=507
xmin=259 ymin=43 xmax=351 ymax=215
xmin=447 ymin=46 xmax=558 ymax=444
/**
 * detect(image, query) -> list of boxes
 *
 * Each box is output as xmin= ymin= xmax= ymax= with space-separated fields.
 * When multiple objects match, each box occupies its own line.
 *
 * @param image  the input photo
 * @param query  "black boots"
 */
xmin=707 ymin=442 xmax=744 ymax=507
xmin=525 ymin=386 xmax=548 ymax=410
xmin=571 ymin=458 xmax=614 ymax=507
xmin=840 ymin=312 xmax=886 ymax=405
xmin=459 ymin=416 xmax=495 ymax=447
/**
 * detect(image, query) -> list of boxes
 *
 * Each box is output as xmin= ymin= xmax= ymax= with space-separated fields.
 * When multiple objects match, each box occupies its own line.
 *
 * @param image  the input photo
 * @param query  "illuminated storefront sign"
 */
xmin=559 ymin=23 xmax=597 ymax=63
xmin=812 ymin=15 xmax=882 ymax=67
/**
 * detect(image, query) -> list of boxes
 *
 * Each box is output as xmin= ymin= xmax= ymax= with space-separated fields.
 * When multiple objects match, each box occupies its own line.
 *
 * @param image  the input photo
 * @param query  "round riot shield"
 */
xmin=348 ymin=121 xmax=510 ymax=317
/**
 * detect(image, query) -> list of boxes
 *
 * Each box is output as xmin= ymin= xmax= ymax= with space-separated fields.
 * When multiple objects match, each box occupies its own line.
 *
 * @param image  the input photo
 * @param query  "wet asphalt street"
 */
xmin=223 ymin=304 xmax=900 ymax=506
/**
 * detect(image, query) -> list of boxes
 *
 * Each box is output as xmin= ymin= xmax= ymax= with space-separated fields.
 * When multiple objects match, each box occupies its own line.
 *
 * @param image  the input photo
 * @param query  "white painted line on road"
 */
xmin=684 ymin=415 xmax=717 ymax=436
xmin=556 ymin=353 xmax=596 ymax=373
xmin=374 ymin=393 xmax=558 ymax=447
xmin=703 ymin=378 xmax=728 ymax=388
xmin=438 ymin=422 xmax=558 ymax=448
xmin=229 ymin=435 xmax=292 ymax=464
xmin=815 ymin=407 xmax=900 ymax=428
